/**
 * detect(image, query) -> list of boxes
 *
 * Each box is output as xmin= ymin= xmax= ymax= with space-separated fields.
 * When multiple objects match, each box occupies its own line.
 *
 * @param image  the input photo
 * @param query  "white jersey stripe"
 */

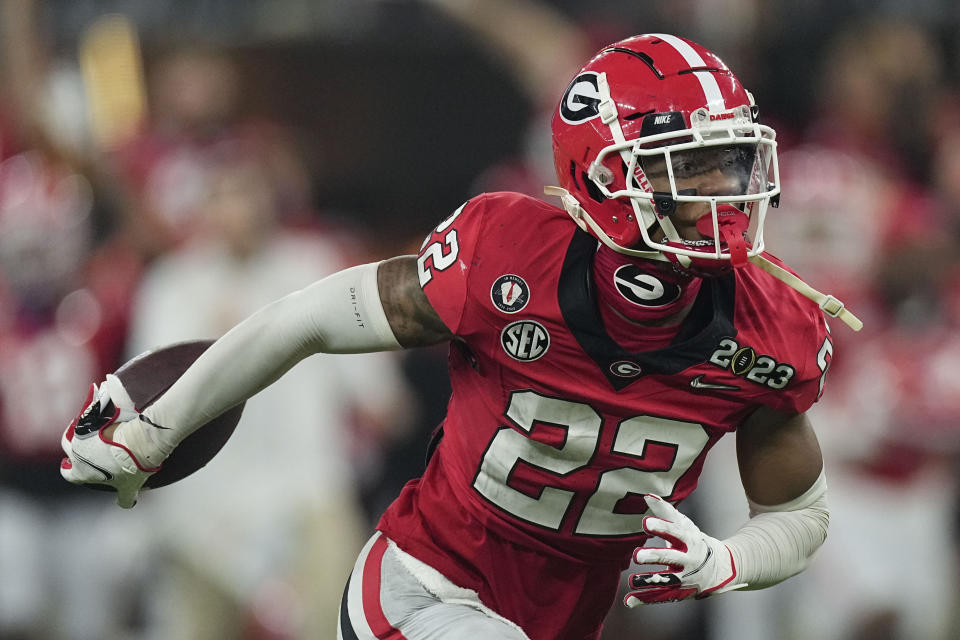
xmin=651 ymin=33 xmax=726 ymax=112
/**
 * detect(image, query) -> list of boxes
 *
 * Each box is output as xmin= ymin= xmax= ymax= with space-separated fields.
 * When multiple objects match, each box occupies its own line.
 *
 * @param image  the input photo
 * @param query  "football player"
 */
xmin=61 ymin=34 xmax=860 ymax=640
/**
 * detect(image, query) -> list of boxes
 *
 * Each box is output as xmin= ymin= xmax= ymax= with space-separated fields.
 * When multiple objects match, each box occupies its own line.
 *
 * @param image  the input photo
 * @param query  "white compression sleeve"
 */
xmin=129 ymin=262 xmax=401 ymax=464
xmin=723 ymin=471 xmax=830 ymax=590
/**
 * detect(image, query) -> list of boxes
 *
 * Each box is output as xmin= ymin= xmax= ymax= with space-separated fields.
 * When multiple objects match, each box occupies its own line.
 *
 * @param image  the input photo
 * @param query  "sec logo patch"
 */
xmin=501 ymin=321 xmax=549 ymax=362
xmin=491 ymin=274 xmax=530 ymax=313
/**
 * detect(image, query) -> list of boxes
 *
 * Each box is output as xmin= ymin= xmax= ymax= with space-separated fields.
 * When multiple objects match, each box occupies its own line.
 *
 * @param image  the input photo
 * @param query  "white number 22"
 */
xmin=473 ymin=391 xmax=710 ymax=536
xmin=417 ymin=203 xmax=466 ymax=286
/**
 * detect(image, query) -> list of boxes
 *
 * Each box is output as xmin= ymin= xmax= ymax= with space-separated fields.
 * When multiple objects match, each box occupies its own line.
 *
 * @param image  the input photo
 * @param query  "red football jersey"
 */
xmin=377 ymin=192 xmax=832 ymax=640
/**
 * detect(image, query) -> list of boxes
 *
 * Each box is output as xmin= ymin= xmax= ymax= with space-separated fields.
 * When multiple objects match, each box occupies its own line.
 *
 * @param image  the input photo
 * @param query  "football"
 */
xmin=112 ymin=339 xmax=244 ymax=488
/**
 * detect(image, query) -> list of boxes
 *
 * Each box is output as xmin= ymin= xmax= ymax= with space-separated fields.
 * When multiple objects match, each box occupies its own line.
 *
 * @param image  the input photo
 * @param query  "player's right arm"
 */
xmin=377 ymin=255 xmax=453 ymax=347
xmin=61 ymin=257 xmax=451 ymax=505
xmin=139 ymin=258 xmax=444 ymax=436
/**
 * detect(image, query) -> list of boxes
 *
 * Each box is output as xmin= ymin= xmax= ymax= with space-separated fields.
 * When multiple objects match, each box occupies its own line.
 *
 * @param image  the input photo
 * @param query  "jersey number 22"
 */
xmin=473 ymin=390 xmax=710 ymax=536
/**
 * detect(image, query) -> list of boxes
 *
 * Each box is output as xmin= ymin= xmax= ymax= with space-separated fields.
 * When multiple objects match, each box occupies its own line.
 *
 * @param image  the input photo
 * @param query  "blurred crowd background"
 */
xmin=1 ymin=1 xmax=959 ymax=639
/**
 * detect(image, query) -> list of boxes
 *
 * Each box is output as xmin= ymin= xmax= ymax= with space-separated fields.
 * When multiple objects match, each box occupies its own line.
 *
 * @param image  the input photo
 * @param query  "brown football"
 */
xmin=113 ymin=339 xmax=245 ymax=488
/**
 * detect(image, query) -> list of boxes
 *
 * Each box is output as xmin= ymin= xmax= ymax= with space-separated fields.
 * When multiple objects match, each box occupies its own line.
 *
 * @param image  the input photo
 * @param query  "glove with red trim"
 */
xmin=625 ymin=494 xmax=748 ymax=606
xmin=60 ymin=374 xmax=159 ymax=508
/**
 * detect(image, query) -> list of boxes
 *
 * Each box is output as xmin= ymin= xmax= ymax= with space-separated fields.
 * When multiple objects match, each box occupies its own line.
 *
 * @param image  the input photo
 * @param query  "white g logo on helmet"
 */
xmin=559 ymin=72 xmax=601 ymax=124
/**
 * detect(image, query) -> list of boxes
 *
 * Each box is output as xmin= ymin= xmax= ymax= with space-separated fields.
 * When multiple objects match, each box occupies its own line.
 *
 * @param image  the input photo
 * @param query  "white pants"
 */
xmin=338 ymin=532 xmax=531 ymax=640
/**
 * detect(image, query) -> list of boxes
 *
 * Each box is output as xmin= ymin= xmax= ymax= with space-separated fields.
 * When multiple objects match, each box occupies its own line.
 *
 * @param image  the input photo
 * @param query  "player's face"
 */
xmin=641 ymin=146 xmax=755 ymax=242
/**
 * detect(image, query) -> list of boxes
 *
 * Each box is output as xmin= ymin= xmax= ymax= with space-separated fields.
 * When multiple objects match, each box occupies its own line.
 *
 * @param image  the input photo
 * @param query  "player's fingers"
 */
xmin=641 ymin=515 xmax=688 ymax=542
xmin=60 ymin=457 xmax=75 ymax=481
xmin=61 ymin=429 xmax=73 ymax=456
xmin=116 ymin=488 xmax=138 ymax=509
xmin=114 ymin=473 xmax=147 ymax=509
xmin=102 ymin=374 xmax=138 ymax=416
xmin=625 ymin=583 xmax=697 ymax=607
xmin=633 ymin=546 xmax=687 ymax=568
xmin=630 ymin=571 xmax=674 ymax=586
xmin=625 ymin=590 xmax=669 ymax=608
xmin=643 ymin=494 xmax=684 ymax=522
xmin=60 ymin=457 xmax=90 ymax=485
xmin=69 ymin=453 xmax=112 ymax=484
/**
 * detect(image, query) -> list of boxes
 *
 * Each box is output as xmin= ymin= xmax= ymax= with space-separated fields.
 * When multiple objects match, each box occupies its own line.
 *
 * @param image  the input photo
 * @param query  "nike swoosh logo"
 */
xmin=73 ymin=452 xmax=113 ymax=481
xmin=689 ymin=375 xmax=740 ymax=391
xmin=683 ymin=546 xmax=712 ymax=578
xmin=139 ymin=414 xmax=171 ymax=430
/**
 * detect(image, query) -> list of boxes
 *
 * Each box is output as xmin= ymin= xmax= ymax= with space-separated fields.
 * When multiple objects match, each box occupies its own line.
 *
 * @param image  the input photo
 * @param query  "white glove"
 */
xmin=60 ymin=374 xmax=160 ymax=508
xmin=625 ymin=494 xmax=748 ymax=606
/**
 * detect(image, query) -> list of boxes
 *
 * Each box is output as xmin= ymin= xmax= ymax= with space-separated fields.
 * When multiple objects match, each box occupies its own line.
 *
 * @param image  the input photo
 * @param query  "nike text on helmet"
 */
xmin=549 ymin=33 xmax=781 ymax=272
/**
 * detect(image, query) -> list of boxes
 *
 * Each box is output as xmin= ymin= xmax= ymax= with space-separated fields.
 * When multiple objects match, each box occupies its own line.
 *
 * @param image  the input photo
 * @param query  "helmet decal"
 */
xmin=559 ymin=72 xmax=602 ymax=124
xmin=650 ymin=33 xmax=726 ymax=111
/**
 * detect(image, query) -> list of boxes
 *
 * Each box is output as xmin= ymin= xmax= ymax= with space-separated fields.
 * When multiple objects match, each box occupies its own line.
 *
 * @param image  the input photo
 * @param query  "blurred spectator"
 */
xmin=746 ymin=20 xmax=960 ymax=636
xmin=810 ymin=20 xmax=957 ymax=331
xmin=784 ymin=327 xmax=960 ymax=640
xmin=110 ymin=44 xmax=312 ymax=259
xmin=807 ymin=19 xmax=945 ymax=184
xmin=0 ymin=5 xmax=153 ymax=639
xmin=421 ymin=0 xmax=594 ymax=199
xmin=126 ymin=152 xmax=411 ymax=640
xmin=0 ymin=107 xmax=148 ymax=640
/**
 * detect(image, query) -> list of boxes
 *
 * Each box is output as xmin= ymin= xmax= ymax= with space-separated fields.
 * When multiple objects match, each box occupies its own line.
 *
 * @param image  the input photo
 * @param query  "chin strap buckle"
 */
xmin=748 ymin=255 xmax=863 ymax=332
xmin=543 ymin=186 xmax=587 ymax=230
xmin=818 ymin=295 xmax=845 ymax=318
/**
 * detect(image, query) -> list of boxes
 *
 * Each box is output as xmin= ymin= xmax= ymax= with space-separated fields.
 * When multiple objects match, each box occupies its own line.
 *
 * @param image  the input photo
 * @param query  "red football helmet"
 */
xmin=550 ymin=34 xmax=780 ymax=272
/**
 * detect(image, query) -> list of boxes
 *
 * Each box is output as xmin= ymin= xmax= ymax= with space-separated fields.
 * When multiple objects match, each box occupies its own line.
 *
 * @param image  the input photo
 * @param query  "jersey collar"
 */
xmin=558 ymin=229 xmax=738 ymax=391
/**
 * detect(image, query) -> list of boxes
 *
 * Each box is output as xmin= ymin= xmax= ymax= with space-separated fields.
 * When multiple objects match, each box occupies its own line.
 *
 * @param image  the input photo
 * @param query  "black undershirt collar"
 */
xmin=557 ymin=229 xmax=738 ymax=391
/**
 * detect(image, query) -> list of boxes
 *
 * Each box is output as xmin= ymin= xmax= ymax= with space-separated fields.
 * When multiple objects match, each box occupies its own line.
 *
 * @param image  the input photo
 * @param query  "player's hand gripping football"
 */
xmin=60 ymin=375 xmax=160 ymax=508
xmin=625 ymin=494 xmax=748 ymax=606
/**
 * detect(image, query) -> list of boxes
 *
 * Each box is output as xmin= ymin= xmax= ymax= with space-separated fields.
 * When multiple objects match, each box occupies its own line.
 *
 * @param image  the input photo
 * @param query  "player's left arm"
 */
xmin=627 ymin=407 xmax=829 ymax=605
xmin=728 ymin=406 xmax=829 ymax=589
xmin=735 ymin=406 xmax=824 ymax=505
